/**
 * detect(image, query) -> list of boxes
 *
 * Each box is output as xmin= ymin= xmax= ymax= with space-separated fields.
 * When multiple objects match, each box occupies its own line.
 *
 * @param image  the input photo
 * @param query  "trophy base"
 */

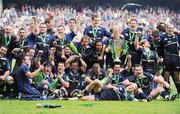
xmin=113 ymin=58 xmax=121 ymax=63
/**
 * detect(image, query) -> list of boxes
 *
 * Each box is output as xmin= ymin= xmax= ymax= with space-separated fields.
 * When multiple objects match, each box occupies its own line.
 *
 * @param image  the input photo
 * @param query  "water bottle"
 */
xmin=68 ymin=42 xmax=78 ymax=55
xmin=36 ymin=103 xmax=61 ymax=108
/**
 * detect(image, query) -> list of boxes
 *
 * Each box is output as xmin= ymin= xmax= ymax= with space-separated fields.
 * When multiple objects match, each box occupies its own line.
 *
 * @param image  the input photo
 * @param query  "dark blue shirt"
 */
xmin=84 ymin=26 xmax=111 ymax=41
xmin=27 ymin=33 xmax=36 ymax=47
xmin=16 ymin=64 xmax=31 ymax=89
xmin=110 ymin=70 xmax=128 ymax=85
xmin=65 ymin=68 xmax=82 ymax=88
xmin=86 ymin=68 xmax=107 ymax=81
xmin=121 ymin=28 xmax=142 ymax=66
xmin=138 ymin=48 xmax=158 ymax=65
xmin=15 ymin=38 xmax=30 ymax=52
xmin=121 ymin=28 xmax=138 ymax=51
xmin=161 ymin=34 xmax=180 ymax=55
xmin=50 ymin=32 xmax=76 ymax=48
xmin=130 ymin=72 xmax=154 ymax=91
xmin=55 ymin=73 xmax=69 ymax=89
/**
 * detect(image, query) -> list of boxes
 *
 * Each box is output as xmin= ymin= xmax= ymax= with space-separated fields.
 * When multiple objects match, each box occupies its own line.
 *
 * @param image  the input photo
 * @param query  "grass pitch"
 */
xmin=0 ymin=99 xmax=180 ymax=114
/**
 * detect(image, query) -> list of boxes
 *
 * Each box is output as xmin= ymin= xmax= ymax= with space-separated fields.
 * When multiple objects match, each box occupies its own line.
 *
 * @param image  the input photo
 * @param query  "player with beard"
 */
xmin=130 ymin=64 xmax=176 ymax=101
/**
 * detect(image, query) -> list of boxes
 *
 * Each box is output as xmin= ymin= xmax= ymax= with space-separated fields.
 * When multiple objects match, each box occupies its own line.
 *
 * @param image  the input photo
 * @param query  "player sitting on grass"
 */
xmin=80 ymin=56 xmax=137 ymax=100
xmin=34 ymin=62 xmax=54 ymax=97
xmin=64 ymin=54 xmax=87 ymax=97
xmin=66 ymin=81 xmax=135 ymax=101
xmin=48 ymin=62 xmax=69 ymax=99
xmin=104 ymin=55 xmax=137 ymax=100
xmin=0 ymin=46 xmax=14 ymax=99
xmin=130 ymin=64 xmax=177 ymax=101
xmin=83 ymin=63 xmax=108 ymax=95
xmin=106 ymin=55 xmax=136 ymax=90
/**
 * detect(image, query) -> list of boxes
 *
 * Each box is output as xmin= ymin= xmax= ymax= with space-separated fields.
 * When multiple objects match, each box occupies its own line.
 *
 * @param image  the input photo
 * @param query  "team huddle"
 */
xmin=0 ymin=14 xmax=179 ymax=101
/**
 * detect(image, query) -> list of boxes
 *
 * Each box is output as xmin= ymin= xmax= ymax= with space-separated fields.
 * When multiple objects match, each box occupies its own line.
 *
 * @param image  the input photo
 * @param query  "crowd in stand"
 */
xmin=0 ymin=5 xmax=179 ymax=101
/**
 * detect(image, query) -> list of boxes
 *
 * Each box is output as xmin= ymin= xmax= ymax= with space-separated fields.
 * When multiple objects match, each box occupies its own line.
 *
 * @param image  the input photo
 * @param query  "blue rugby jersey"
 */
xmin=84 ymin=26 xmax=111 ymax=42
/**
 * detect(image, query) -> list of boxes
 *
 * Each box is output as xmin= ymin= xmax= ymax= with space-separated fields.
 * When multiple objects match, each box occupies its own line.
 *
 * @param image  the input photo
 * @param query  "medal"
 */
xmin=5 ymin=35 xmax=11 ymax=46
xmin=20 ymin=39 xmax=25 ymax=49
xmin=129 ymin=31 xmax=135 ymax=41
xmin=92 ymin=28 xmax=98 ymax=38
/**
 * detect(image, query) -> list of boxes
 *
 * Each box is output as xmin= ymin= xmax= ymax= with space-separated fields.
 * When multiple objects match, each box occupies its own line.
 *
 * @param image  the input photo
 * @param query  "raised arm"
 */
xmin=26 ymin=65 xmax=44 ymax=78
xmin=134 ymin=36 xmax=140 ymax=50
xmin=65 ymin=55 xmax=79 ymax=68
xmin=79 ymin=54 xmax=87 ymax=73
xmin=124 ymin=54 xmax=132 ymax=72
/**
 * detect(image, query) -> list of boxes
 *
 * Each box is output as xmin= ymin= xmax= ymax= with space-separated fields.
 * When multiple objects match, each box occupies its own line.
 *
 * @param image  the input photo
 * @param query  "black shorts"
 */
xmin=129 ymin=51 xmax=141 ymax=66
xmin=95 ymin=87 xmax=126 ymax=101
xmin=94 ymin=88 xmax=119 ymax=101
xmin=164 ymin=54 xmax=180 ymax=71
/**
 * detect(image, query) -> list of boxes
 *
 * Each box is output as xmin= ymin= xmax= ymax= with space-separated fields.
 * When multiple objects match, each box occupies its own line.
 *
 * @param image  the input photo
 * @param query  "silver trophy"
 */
xmin=111 ymin=38 xmax=123 ymax=62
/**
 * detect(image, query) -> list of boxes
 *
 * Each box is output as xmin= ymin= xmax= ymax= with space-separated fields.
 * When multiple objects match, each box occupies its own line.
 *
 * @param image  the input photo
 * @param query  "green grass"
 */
xmin=0 ymin=99 xmax=180 ymax=114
